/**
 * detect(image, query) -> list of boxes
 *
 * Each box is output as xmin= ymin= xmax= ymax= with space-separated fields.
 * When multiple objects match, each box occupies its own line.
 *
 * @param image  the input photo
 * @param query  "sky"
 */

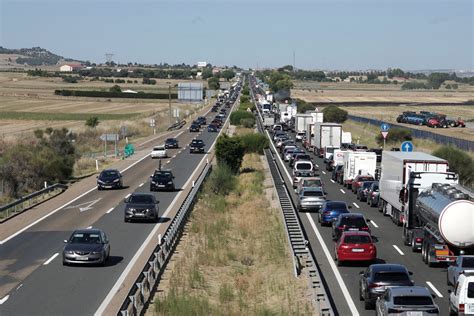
xmin=0 ymin=0 xmax=472 ymax=70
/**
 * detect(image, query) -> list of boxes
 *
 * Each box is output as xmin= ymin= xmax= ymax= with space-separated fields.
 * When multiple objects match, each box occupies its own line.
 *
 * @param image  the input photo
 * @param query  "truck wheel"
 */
xmin=427 ymin=251 xmax=435 ymax=267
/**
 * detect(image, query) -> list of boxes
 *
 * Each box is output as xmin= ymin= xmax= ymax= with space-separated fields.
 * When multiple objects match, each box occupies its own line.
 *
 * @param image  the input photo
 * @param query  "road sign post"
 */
xmin=380 ymin=123 xmax=390 ymax=150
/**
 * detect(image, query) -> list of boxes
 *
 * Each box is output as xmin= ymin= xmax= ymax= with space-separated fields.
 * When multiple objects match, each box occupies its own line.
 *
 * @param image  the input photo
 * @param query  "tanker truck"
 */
xmin=404 ymin=181 xmax=474 ymax=267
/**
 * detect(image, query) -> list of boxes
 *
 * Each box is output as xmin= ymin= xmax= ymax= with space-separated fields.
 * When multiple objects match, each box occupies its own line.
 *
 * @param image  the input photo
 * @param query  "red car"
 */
xmin=334 ymin=231 xmax=376 ymax=266
xmin=351 ymin=175 xmax=375 ymax=193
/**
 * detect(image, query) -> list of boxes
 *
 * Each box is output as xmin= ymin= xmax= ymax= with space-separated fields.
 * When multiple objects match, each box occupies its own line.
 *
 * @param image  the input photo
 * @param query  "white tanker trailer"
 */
xmin=406 ymin=181 xmax=474 ymax=267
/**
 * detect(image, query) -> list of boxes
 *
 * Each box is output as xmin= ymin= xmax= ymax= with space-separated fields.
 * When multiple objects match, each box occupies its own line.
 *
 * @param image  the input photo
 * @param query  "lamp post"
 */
xmin=167 ymin=82 xmax=172 ymax=125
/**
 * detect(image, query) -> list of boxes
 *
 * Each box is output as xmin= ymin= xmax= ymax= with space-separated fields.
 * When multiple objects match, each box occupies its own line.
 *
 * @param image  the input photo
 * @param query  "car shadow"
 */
xmin=105 ymin=255 xmax=124 ymax=267
xmin=158 ymin=217 xmax=171 ymax=223
xmin=340 ymin=258 xmax=386 ymax=267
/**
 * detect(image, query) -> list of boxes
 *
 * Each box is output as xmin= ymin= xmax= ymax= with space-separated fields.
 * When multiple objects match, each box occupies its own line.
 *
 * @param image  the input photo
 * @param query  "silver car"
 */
xmin=375 ymin=286 xmax=439 ymax=316
xmin=447 ymin=255 xmax=474 ymax=286
xmin=62 ymin=229 xmax=110 ymax=266
xmin=297 ymin=187 xmax=326 ymax=212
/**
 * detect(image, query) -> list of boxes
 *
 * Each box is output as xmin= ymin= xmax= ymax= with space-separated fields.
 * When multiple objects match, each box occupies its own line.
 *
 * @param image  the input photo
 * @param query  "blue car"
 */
xmin=318 ymin=201 xmax=351 ymax=226
xmin=207 ymin=124 xmax=218 ymax=132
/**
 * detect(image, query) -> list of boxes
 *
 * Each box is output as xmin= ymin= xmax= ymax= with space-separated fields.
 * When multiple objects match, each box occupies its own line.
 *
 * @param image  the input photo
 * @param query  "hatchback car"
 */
xmin=318 ymin=201 xmax=351 ymax=226
xmin=190 ymin=139 xmax=205 ymax=153
xmin=124 ymin=193 xmax=159 ymax=222
xmin=295 ymin=177 xmax=323 ymax=195
xmin=366 ymin=182 xmax=380 ymax=207
xmin=164 ymin=138 xmax=179 ymax=149
xmin=357 ymin=181 xmax=377 ymax=201
xmin=97 ymin=169 xmax=123 ymax=190
xmin=289 ymin=151 xmax=308 ymax=167
xmin=207 ymin=124 xmax=218 ymax=132
xmin=151 ymin=145 xmax=167 ymax=159
xmin=62 ymin=229 xmax=110 ymax=266
xmin=295 ymin=131 xmax=305 ymax=142
xmin=297 ymin=187 xmax=326 ymax=212
xmin=196 ymin=116 xmax=207 ymax=125
xmin=447 ymin=255 xmax=474 ymax=286
xmin=332 ymin=213 xmax=371 ymax=241
xmin=189 ymin=123 xmax=200 ymax=132
xmin=359 ymin=264 xmax=414 ymax=309
xmin=150 ymin=169 xmax=175 ymax=191
xmin=376 ymin=286 xmax=438 ymax=315
xmin=352 ymin=174 xmax=375 ymax=193
xmin=335 ymin=231 xmax=376 ymax=266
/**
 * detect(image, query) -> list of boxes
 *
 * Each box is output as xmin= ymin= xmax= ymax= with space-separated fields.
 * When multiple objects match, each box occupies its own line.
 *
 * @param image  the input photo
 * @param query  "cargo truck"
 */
xmin=304 ymin=123 xmax=315 ymax=150
xmin=404 ymin=181 xmax=473 ymax=267
xmin=263 ymin=115 xmax=275 ymax=129
xmin=313 ymin=123 xmax=342 ymax=158
xmin=342 ymin=151 xmax=377 ymax=187
xmin=294 ymin=113 xmax=313 ymax=133
xmin=378 ymin=151 xmax=456 ymax=226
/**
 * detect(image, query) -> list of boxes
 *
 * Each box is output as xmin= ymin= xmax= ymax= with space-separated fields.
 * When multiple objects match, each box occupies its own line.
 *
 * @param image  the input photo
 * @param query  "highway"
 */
xmin=252 ymin=80 xmax=450 ymax=315
xmin=0 ymin=95 xmax=238 ymax=315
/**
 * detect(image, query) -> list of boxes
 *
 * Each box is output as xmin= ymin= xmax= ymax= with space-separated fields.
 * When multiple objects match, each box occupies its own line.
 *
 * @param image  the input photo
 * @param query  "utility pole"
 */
xmin=168 ymin=84 xmax=172 ymax=125
xmin=293 ymin=50 xmax=296 ymax=72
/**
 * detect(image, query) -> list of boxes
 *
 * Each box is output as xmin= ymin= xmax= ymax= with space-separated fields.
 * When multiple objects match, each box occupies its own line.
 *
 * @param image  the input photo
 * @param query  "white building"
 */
xmin=59 ymin=64 xmax=83 ymax=72
xmin=197 ymin=61 xmax=208 ymax=68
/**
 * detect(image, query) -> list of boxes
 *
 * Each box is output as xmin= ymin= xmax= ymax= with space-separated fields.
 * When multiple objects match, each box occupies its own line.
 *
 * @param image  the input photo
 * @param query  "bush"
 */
xmin=238 ymin=133 xmax=269 ymax=154
xmin=375 ymin=127 xmax=412 ymax=145
xmin=54 ymin=89 xmax=177 ymax=99
xmin=296 ymin=98 xmax=314 ymax=113
xmin=143 ymin=78 xmax=157 ymax=85
xmin=322 ymin=105 xmax=348 ymax=123
xmin=240 ymin=95 xmax=250 ymax=103
xmin=240 ymin=118 xmax=255 ymax=128
xmin=433 ymin=145 xmax=474 ymax=187
xmin=85 ymin=116 xmax=99 ymax=128
xmin=238 ymin=102 xmax=255 ymax=112
xmin=241 ymin=86 xmax=250 ymax=96
xmin=230 ymin=110 xmax=255 ymax=126
xmin=215 ymin=135 xmax=245 ymax=174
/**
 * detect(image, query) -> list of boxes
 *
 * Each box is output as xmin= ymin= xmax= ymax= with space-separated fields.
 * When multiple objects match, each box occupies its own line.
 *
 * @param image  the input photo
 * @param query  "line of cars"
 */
xmin=396 ymin=111 xmax=466 ymax=128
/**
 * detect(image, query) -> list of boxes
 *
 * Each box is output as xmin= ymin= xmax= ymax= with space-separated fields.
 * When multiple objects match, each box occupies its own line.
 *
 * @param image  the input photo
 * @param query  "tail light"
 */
xmin=323 ymin=211 xmax=330 ymax=216
xmin=415 ymin=237 xmax=422 ymax=243
xmin=368 ymin=283 xmax=381 ymax=289
xmin=361 ymin=226 xmax=369 ymax=231
xmin=459 ymin=303 xmax=465 ymax=313
xmin=340 ymin=244 xmax=350 ymax=249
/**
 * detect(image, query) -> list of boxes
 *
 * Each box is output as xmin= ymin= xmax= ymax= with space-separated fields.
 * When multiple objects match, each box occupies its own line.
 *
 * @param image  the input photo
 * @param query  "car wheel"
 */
xmin=359 ymin=287 xmax=364 ymax=301
xmin=337 ymin=259 xmax=343 ymax=266
xmin=318 ymin=214 xmax=321 ymax=223
xmin=102 ymin=255 xmax=107 ymax=266
xmin=364 ymin=300 xmax=372 ymax=310
xmin=447 ymin=273 xmax=451 ymax=286
xmin=62 ymin=259 xmax=67 ymax=266
xmin=124 ymin=218 xmax=129 ymax=223
xmin=97 ymin=186 xmax=102 ymax=191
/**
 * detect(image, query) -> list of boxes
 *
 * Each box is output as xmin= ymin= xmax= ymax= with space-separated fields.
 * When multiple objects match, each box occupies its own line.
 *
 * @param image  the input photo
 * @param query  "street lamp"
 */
xmin=166 ymin=81 xmax=172 ymax=125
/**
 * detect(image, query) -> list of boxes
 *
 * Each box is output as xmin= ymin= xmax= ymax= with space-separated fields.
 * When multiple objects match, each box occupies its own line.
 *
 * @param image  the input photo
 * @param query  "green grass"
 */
xmin=0 ymin=111 xmax=142 ymax=121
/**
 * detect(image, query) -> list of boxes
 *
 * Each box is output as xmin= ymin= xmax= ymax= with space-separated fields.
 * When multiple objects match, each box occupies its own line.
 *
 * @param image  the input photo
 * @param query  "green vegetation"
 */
xmin=221 ymin=69 xmax=236 ymax=81
xmin=238 ymin=102 xmax=255 ymax=112
xmin=322 ymin=105 xmax=348 ymax=123
xmin=295 ymin=98 xmax=315 ymax=113
xmin=268 ymin=71 xmax=293 ymax=93
xmin=401 ymin=82 xmax=430 ymax=90
xmin=238 ymin=133 xmax=269 ymax=154
xmin=109 ymin=84 xmax=121 ymax=93
xmin=215 ymin=135 xmax=245 ymax=173
xmin=0 ymin=111 xmax=140 ymax=121
xmin=85 ymin=116 xmax=100 ymax=128
xmin=208 ymin=76 xmax=220 ymax=90
xmin=240 ymin=94 xmax=250 ymax=103
xmin=207 ymin=163 xmax=237 ymax=195
xmin=54 ymin=89 xmax=178 ymax=99
xmin=375 ymin=127 xmax=412 ymax=146
xmin=433 ymin=146 xmax=474 ymax=187
xmin=142 ymin=78 xmax=157 ymax=85
xmin=241 ymin=86 xmax=250 ymax=96
xmin=230 ymin=110 xmax=255 ymax=126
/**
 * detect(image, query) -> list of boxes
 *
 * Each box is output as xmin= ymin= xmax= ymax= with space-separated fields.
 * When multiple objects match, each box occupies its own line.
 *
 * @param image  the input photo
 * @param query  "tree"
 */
xmin=296 ymin=99 xmax=315 ymax=113
xmin=375 ymin=127 xmax=412 ymax=145
xmin=445 ymin=84 xmax=452 ymax=89
xmin=433 ymin=145 xmax=473 ymax=187
xmin=85 ymin=116 xmax=100 ymax=128
xmin=201 ymin=68 xmax=213 ymax=79
xmin=109 ymin=85 xmax=121 ymax=93
xmin=208 ymin=76 xmax=220 ymax=90
xmin=322 ymin=105 xmax=348 ymax=123
xmin=221 ymin=69 xmax=235 ymax=81
xmin=427 ymin=72 xmax=450 ymax=89
xmin=215 ymin=134 xmax=245 ymax=174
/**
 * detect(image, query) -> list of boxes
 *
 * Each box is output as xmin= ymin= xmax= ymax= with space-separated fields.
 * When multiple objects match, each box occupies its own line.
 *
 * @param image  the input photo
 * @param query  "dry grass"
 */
xmin=149 ymin=153 xmax=313 ymax=316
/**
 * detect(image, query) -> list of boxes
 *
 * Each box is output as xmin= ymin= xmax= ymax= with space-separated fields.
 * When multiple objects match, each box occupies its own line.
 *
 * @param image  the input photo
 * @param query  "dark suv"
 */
xmin=124 ymin=193 xmax=159 ymax=222
xmin=165 ymin=138 xmax=179 ymax=149
xmin=97 ymin=169 xmax=123 ymax=190
xmin=150 ymin=170 xmax=175 ymax=191
xmin=196 ymin=116 xmax=207 ymax=125
xmin=190 ymin=139 xmax=205 ymax=153
xmin=359 ymin=264 xmax=414 ymax=309
xmin=332 ymin=213 xmax=371 ymax=241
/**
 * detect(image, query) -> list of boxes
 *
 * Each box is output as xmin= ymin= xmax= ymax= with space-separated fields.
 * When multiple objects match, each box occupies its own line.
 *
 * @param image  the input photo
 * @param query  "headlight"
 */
xmin=113 ymin=179 xmax=119 ymax=182
xmin=98 ymin=180 xmax=104 ymax=184
xmin=126 ymin=208 xmax=136 ymax=213
xmin=65 ymin=250 xmax=74 ymax=254
xmin=151 ymin=181 xmax=156 ymax=184
xmin=168 ymin=181 xmax=173 ymax=184
xmin=91 ymin=251 xmax=102 ymax=254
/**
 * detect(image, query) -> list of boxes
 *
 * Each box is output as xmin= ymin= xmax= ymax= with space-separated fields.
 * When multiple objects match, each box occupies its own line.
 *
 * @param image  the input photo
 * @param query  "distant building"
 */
xmin=59 ymin=64 xmax=83 ymax=72
xmin=197 ymin=61 xmax=207 ymax=68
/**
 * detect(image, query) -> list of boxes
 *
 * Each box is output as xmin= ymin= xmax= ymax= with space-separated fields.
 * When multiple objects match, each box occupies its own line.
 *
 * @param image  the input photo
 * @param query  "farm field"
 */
xmin=292 ymin=81 xmax=474 ymax=103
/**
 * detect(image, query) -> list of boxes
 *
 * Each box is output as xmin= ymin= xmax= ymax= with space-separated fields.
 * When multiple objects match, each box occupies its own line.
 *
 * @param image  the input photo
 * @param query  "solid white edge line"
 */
xmin=138 ymin=183 xmax=144 ymax=187
xmin=315 ymin=164 xmax=319 ymax=168
xmin=43 ymin=253 xmax=59 ymax=265
xmin=0 ymin=295 xmax=9 ymax=305
xmin=321 ymin=171 xmax=326 ymax=175
xmin=266 ymin=129 xmax=359 ymax=315
xmin=87 ymin=226 xmax=93 ymax=229
xmin=393 ymin=245 xmax=405 ymax=256
xmin=352 ymin=202 xmax=360 ymax=209
xmin=370 ymin=220 xmax=379 ymax=228
xmin=426 ymin=281 xmax=443 ymax=298
xmin=330 ymin=179 xmax=335 ymax=183
xmin=340 ymin=189 xmax=346 ymax=194
xmin=95 ymin=94 xmax=236 ymax=316
xmin=106 ymin=207 xmax=114 ymax=214
xmin=124 ymin=193 xmax=131 ymax=199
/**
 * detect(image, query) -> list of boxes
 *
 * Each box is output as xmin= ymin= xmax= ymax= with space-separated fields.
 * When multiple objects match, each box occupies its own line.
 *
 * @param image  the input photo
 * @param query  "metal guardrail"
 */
xmin=348 ymin=114 xmax=474 ymax=152
xmin=0 ymin=183 xmax=68 ymax=222
xmin=167 ymin=120 xmax=186 ymax=131
xmin=118 ymin=161 xmax=212 ymax=316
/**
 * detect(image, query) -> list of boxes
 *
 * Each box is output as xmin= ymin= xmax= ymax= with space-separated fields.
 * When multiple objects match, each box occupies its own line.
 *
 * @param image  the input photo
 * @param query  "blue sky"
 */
xmin=1 ymin=0 xmax=472 ymax=70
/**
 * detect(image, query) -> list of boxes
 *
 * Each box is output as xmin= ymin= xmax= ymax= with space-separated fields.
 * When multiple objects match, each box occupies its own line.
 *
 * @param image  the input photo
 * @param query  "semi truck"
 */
xmin=342 ymin=151 xmax=377 ymax=187
xmin=404 ymin=181 xmax=474 ymax=267
xmin=378 ymin=151 xmax=455 ymax=226
xmin=294 ymin=113 xmax=313 ymax=133
xmin=313 ymin=123 xmax=342 ymax=158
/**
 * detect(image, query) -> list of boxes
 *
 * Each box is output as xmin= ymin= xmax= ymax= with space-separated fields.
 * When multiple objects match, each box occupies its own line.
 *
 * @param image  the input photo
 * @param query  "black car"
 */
xmin=332 ymin=213 xmax=371 ymax=241
xmin=207 ymin=124 xmax=218 ymax=132
xmin=359 ymin=264 xmax=414 ymax=309
xmin=189 ymin=123 xmax=200 ymax=132
xmin=190 ymin=139 xmax=205 ymax=153
xmin=124 ymin=193 xmax=159 ymax=222
xmin=97 ymin=169 xmax=123 ymax=190
xmin=357 ymin=181 xmax=377 ymax=201
xmin=211 ymin=106 xmax=219 ymax=112
xmin=150 ymin=169 xmax=175 ymax=191
xmin=165 ymin=138 xmax=179 ymax=149
xmin=62 ymin=229 xmax=110 ymax=266
xmin=196 ymin=116 xmax=207 ymax=125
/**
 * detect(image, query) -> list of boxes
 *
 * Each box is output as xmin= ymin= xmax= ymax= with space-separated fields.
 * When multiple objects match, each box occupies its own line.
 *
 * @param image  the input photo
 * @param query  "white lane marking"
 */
xmin=315 ymin=164 xmax=319 ymax=168
xmin=0 ymin=143 xmax=154 ymax=245
xmin=16 ymin=284 xmax=23 ymax=291
xmin=330 ymin=179 xmax=335 ymax=183
xmin=124 ymin=193 xmax=131 ymax=199
xmin=87 ymin=226 xmax=93 ymax=229
xmin=172 ymin=154 xmax=176 ymax=158
xmin=370 ymin=220 xmax=379 ymax=228
xmin=0 ymin=295 xmax=9 ymax=305
xmin=166 ymin=160 xmax=171 ymax=164
xmin=426 ymin=281 xmax=443 ymax=298
xmin=321 ymin=171 xmax=326 ymax=175
xmin=138 ymin=183 xmax=144 ymax=187
xmin=43 ymin=253 xmax=59 ymax=265
xmin=352 ymin=202 xmax=360 ymax=209
xmin=106 ymin=207 xmax=114 ymax=214
xmin=340 ymin=189 xmax=346 ymax=194
xmin=393 ymin=245 xmax=405 ymax=256
xmin=306 ymin=214 xmax=360 ymax=315
xmin=95 ymin=94 xmax=235 ymax=316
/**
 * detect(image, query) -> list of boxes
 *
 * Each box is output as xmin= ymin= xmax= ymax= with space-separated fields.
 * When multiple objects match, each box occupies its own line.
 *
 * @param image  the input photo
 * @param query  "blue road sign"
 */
xmin=401 ymin=141 xmax=414 ymax=152
xmin=380 ymin=123 xmax=390 ymax=132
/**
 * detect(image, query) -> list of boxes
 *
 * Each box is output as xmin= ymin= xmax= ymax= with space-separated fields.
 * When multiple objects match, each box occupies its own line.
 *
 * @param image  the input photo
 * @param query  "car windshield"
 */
xmin=296 ymin=163 xmax=312 ymax=170
xmin=373 ymin=272 xmax=410 ymax=282
xmin=327 ymin=202 xmax=347 ymax=210
xmin=166 ymin=138 xmax=176 ymax=143
xmin=371 ymin=184 xmax=379 ymax=191
xmin=303 ymin=190 xmax=324 ymax=197
xmin=129 ymin=195 xmax=154 ymax=204
xmin=296 ymin=154 xmax=311 ymax=160
xmin=101 ymin=170 xmax=118 ymax=177
xmin=69 ymin=232 xmax=102 ymax=244
xmin=303 ymin=179 xmax=322 ymax=187
xmin=154 ymin=172 xmax=172 ymax=180
xmin=340 ymin=217 xmax=366 ymax=226
xmin=393 ymin=296 xmax=433 ymax=306
xmin=362 ymin=182 xmax=374 ymax=188
xmin=154 ymin=146 xmax=165 ymax=151
xmin=462 ymin=258 xmax=474 ymax=268
xmin=326 ymin=148 xmax=336 ymax=154
xmin=192 ymin=140 xmax=204 ymax=145
xmin=344 ymin=235 xmax=371 ymax=244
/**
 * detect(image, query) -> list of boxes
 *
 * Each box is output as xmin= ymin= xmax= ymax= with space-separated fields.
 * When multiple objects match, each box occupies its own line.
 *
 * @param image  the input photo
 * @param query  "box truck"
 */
xmin=313 ymin=123 xmax=342 ymax=158
xmin=342 ymin=151 xmax=377 ymax=187
xmin=294 ymin=113 xmax=313 ymax=133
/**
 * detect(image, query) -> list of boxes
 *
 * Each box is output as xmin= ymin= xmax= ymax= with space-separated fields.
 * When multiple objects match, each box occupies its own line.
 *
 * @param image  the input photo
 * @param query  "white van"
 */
xmin=449 ymin=271 xmax=474 ymax=315
xmin=292 ymin=160 xmax=315 ymax=187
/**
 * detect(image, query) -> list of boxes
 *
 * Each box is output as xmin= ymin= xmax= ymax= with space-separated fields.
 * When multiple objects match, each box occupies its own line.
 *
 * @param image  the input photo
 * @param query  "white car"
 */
xmin=449 ymin=270 xmax=474 ymax=315
xmin=295 ymin=132 xmax=305 ymax=142
xmin=150 ymin=145 xmax=167 ymax=159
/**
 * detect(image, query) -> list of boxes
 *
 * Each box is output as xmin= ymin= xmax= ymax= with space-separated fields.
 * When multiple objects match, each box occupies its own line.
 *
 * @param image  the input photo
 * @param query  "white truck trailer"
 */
xmin=313 ymin=123 xmax=342 ymax=158
xmin=342 ymin=151 xmax=377 ymax=187
xmin=294 ymin=113 xmax=313 ymax=133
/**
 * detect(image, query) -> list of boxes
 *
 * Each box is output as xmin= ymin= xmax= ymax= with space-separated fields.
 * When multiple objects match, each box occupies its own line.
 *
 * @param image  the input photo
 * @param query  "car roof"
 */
xmin=341 ymin=231 xmax=371 ymax=237
xmin=302 ymin=187 xmax=323 ymax=192
xmin=102 ymin=169 xmax=119 ymax=172
xmin=370 ymin=264 xmax=408 ymax=273
xmin=301 ymin=177 xmax=321 ymax=181
xmin=130 ymin=192 xmax=154 ymax=197
xmin=326 ymin=200 xmax=347 ymax=205
xmin=388 ymin=286 xmax=431 ymax=296
xmin=73 ymin=228 xmax=103 ymax=234
xmin=340 ymin=213 xmax=364 ymax=218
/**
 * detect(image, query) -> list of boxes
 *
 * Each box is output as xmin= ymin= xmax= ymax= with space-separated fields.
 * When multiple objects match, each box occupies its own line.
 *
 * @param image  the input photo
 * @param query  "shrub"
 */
xmin=375 ymin=127 xmax=412 ymax=145
xmin=238 ymin=133 xmax=269 ymax=154
xmin=240 ymin=118 xmax=255 ymax=128
xmin=240 ymin=95 xmax=250 ymax=103
xmin=207 ymin=163 xmax=237 ymax=195
xmin=238 ymin=102 xmax=255 ymax=112
xmin=230 ymin=110 xmax=254 ymax=125
xmin=215 ymin=135 xmax=245 ymax=174
xmin=85 ymin=116 xmax=99 ymax=128
xmin=296 ymin=99 xmax=315 ymax=113
xmin=322 ymin=105 xmax=348 ymax=123
xmin=241 ymin=86 xmax=250 ymax=96
xmin=433 ymin=145 xmax=474 ymax=187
